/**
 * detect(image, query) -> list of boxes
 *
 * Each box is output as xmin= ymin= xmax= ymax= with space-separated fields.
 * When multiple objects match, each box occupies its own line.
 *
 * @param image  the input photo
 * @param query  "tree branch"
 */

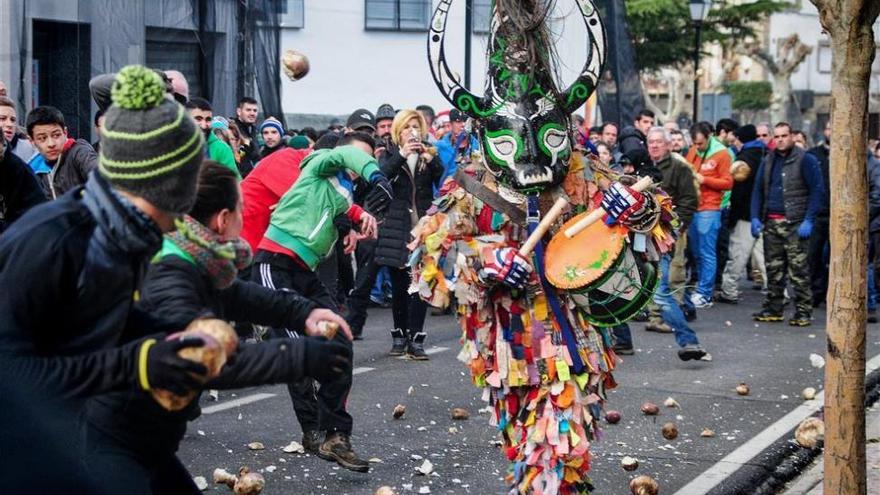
xmin=740 ymin=40 xmax=780 ymax=75
xmin=777 ymin=34 xmax=813 ymax=76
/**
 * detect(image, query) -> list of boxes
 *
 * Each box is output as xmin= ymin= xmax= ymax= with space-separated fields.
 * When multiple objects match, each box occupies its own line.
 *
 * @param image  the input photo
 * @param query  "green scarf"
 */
xmin=164 ymin=215 xmax=253 ymax=289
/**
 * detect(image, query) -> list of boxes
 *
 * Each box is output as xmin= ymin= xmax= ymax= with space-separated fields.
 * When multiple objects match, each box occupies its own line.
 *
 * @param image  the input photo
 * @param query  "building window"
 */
xmin=365 ymin=0 xmax=431 ymax=31
xmin=276 ymin=0 xmax=304 ymax=29
xmin=817 ymin=41 xmax=831 ymax=74
xmin=473 ymin=0 xmax=492 ymax=34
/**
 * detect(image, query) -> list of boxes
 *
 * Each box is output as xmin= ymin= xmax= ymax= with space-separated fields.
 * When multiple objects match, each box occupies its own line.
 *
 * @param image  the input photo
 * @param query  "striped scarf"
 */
xmin=167 ymin=215 xmax=253 ymax=289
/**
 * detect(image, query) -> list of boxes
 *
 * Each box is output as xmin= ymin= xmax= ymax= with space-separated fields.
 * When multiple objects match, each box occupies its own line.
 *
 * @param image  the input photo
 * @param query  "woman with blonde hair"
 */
xmin=374 ymin=109 xmax=444 ymax=359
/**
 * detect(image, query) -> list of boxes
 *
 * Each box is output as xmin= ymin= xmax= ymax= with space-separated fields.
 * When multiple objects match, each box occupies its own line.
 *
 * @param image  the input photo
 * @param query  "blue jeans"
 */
xmin=869 ymin=263 xmax=877 ymax=312
xmin=371 ymin=266 xmax=391 ymax=301
xmin=655 ymin=254 xmax=700 ymax=347
xmin=612 ymin=323 xmax=632 ymax=347
xmin=688 ymin=210 xmax=722 ymax=299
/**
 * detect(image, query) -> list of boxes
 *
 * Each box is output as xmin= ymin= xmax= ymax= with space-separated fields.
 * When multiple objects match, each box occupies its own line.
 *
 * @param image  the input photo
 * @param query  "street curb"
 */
xmin=705 ymin=367 xmax=880 ymax=495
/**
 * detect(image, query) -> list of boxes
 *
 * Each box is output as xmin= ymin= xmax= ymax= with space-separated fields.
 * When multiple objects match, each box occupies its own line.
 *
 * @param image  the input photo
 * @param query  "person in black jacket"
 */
xmin=0 ymin=135 xmax=45 ymax=233
xmin=375 ymin=109 xmax=444 ymax=359
xmin=718 ymin=124 xmax=766 ymax=303
xmin=617 ymin=109 xmax=655 ymax=156
xmin=0 ymin=66 xmax=211 ymax=494
xmin=25 ymin=105 xmax=98 ymax=199
xmin=231 ymin=96 xmax=261 ymax=176
xmin=84 ymin=162 xmax=352 ymax=495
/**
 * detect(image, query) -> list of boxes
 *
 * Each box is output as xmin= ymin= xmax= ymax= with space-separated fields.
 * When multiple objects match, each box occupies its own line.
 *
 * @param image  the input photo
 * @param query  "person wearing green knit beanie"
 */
xmin=0 ymin=64 xmax=210 ymax=493
xmin=100 ymin=65 xmax=204 ymax=217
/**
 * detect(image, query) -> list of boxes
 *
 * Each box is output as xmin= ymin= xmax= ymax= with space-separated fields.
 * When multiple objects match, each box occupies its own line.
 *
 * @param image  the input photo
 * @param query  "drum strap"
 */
xmin=527 ymin=196 xmax=586 ymax=374
xmin=454 ymin=169 xmax=527 ymax=225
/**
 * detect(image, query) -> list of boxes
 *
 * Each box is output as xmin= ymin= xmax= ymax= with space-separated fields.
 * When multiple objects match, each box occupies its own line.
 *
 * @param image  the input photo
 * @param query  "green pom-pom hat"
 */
xmin=99 ymin=64 xmax=204 ymax=214
xmin=111 ymin=65 xmax=166 ymax=110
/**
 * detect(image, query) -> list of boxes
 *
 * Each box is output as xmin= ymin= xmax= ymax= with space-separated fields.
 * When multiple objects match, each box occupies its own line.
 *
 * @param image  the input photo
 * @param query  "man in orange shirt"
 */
xmin=686 ymin=121 xmax=733 ymax=308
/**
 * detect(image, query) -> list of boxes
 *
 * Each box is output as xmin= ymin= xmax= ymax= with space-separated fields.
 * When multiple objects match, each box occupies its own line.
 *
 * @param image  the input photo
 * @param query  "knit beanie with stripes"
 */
xmin=99 ymin=65 xmax=204 ymax=214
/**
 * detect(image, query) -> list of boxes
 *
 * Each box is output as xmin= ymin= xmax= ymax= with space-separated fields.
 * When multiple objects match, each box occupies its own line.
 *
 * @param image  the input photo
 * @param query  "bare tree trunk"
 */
xmin=640 ymin=67 xmax=693 ymax=124
xmin=810 ymin=1 xmax=880 ymax=494
xmin=739 ymin=34 xmax=811 ymax=124
xmin=641 ymin=75 xmax=671 ymax=123
xmin=770 ymin=74 xmax=792 ymax=124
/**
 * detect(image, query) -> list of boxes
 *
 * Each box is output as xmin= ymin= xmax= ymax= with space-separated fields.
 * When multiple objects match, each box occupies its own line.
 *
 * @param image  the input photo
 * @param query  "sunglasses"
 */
xmin=759 ymin=134 xmax=769 ymax=137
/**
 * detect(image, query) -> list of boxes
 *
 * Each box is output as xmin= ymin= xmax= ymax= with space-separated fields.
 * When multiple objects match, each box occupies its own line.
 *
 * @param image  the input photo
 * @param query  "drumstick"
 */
xmin=519 ymin=197 xmax=569 ymax=257
xmin=563 ymin=175 xmax=654 ymax=238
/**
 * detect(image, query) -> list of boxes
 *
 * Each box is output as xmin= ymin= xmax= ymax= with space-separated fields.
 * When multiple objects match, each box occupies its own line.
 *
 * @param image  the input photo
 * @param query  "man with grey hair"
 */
xmin=617 ymin=126 xmax=708 ymax=360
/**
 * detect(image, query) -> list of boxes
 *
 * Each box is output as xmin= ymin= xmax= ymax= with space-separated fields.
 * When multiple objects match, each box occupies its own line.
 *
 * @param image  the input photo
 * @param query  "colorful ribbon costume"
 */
xmin=411 ymin=1 xmax=679 ymax=493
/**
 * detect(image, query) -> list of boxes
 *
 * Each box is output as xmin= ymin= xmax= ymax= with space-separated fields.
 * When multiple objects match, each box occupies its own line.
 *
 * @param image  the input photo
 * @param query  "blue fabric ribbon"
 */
xmin=527 ymin=195 xmax=585 ymax=374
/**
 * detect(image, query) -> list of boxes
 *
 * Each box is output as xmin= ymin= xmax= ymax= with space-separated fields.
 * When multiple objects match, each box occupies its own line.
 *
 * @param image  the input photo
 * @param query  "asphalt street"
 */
xmin=179 ymin=286 xmax=880 ymax=494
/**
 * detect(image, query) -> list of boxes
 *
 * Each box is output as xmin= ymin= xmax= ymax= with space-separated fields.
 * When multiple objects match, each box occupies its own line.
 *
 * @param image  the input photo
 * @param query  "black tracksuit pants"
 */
xmin=252 ymin=250 xmax=354 ymax=435
xmin=346 ymin=239 xmax=380 ymax=337
xmin=388 ymin=266 xmax=428 ymax=339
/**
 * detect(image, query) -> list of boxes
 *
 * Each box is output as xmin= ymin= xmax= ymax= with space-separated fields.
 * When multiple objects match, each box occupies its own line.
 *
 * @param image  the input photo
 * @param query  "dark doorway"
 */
xmin=32 ymin=20 xmax=91 ymax=140
xmin=146 ymin=28 xmax=209 ymax=100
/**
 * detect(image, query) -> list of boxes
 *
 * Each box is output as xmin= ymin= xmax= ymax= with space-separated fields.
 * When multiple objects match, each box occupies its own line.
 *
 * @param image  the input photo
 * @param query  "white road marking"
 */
xmin=201 ymin=393 xmax=277 ymax=415
xmin=674 ymin=352 xmax=880 ymax=495
xmin=397 ymin=346 xmax=450 ymax=360
xmin=202 ymin=348 xmax=452 ymax=414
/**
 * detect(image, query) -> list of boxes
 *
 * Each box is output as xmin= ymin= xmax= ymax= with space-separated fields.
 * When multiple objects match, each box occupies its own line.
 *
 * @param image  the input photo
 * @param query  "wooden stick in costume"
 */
xmin=414 ymin=1 xmax=680 ymax=493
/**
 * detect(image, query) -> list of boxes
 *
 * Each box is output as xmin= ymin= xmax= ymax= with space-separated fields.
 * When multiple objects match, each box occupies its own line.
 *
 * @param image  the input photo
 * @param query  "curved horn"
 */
xmin=428 ymin=0 xmax=488 ymax=118
xmin=560 ymin=0 xmax=607 ymax=113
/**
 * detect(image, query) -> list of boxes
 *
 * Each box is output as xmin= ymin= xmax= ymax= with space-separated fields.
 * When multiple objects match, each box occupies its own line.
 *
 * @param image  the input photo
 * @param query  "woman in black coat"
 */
xmin=84 ymin=162 xmax=352 ymax=495
xmin=375 ymin=109 xmax=444 ymax=360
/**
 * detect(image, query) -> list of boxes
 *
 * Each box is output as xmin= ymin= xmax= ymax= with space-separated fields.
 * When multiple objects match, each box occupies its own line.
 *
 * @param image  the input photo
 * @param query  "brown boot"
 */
xmin=645 ymin=320 xmax=673 ymax=333
xmin=318 ymin=432 xmax=370 ymax=473
xmin=301 ymin=430 xmax=323 ymax=454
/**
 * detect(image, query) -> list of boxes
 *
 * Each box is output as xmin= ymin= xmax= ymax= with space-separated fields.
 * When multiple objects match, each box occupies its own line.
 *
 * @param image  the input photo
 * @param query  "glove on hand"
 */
xmin=144 ymin=336 xmax=209 ymax=395
xmin=364 ymin=174 xmax=393 ymax=215
xmin=798 ymin=219 xmax=813 ymax=239
xmin=751 ymin=218 xmax=763 ymax=238
xmin=601 ymin=182 xmax=646 ymax=226
xmin=481 ymin=247 xmax=533 ymax=290
xmin=303 ymin=337 xmax=353 ymax=383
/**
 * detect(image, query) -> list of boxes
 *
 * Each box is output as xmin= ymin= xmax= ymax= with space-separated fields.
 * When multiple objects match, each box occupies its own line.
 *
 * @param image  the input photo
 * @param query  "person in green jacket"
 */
xmin=185 ymin=97 xmax=240 ymax=178
xmin=251 ymin=131 xmax=392 ymax=473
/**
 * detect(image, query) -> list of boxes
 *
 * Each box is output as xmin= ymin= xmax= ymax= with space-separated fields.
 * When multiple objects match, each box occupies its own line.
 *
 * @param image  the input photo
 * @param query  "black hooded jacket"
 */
xmin=0 ymin=172 xmax=171 ymax=403
xmin=617 ymin=125 xmax=647 ymax=156
xmin=728 ymin=142 xmax=765 ymax=225
xmin=0 ymin=172 xmax=185 ymax=492
xmin=374 ymin=143 xmax=444 ymax=268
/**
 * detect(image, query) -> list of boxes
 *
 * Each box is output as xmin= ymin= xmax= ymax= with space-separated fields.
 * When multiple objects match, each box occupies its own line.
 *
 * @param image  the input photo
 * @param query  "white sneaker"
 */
xmin=690 ymin=293 xmax=713 ymax=309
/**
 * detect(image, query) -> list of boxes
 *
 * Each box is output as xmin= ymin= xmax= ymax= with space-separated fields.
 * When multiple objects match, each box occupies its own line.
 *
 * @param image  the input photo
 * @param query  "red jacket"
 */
xmin=240 ymin=148 xmax=310 ymax=250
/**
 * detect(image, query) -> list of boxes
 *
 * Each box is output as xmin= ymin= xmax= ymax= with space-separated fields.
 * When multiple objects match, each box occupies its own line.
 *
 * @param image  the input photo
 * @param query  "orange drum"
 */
xmin=545 ymin=211 xmax=628 ymax=291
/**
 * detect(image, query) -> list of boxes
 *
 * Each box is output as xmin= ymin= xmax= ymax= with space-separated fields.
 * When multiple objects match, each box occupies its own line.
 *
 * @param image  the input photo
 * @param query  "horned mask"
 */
xmin=429 ymin=0 xmax=606 ymax=192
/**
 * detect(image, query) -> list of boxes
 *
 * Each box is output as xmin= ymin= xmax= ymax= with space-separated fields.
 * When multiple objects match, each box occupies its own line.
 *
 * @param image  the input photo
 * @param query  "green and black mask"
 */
xmin=428 ymin=0 xmax=606 ymax=193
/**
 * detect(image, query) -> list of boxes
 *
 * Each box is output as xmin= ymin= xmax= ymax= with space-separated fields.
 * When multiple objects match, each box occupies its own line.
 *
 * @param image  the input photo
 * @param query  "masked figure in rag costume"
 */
xmin=409 ymin=1 xmax=680 ymax=493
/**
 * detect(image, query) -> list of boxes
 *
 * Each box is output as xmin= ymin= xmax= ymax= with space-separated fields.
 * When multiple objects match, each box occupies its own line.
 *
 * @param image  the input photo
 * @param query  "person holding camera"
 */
xmin=374 ymin=109 xmax=444 ymax=359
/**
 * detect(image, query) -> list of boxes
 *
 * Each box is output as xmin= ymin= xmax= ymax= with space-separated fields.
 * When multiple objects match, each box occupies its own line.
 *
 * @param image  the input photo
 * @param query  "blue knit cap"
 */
xmin=260 ymin=117 xmax=284 ymax=136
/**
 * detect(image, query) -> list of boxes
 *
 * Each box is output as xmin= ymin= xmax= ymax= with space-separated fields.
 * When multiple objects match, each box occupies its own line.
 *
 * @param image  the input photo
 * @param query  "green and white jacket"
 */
xmin=263 ymin=146 xmax=380 ymax=270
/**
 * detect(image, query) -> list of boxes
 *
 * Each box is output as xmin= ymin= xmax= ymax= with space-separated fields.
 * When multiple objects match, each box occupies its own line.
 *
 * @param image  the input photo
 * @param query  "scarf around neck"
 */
xmin=165 ymin=215 xmax=253 ymax=289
